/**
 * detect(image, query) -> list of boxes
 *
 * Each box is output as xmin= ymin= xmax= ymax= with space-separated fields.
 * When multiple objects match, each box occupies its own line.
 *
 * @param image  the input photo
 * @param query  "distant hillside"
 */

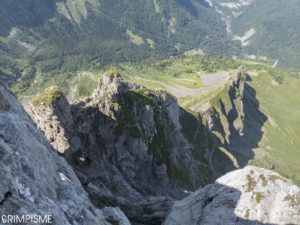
xmin=211 ymin=0 xmax=300 ymax=67
xmin=1 ymin=0 xmax=299 ymax=97
xmin=0 ymin=0 xmax=237 ymax=94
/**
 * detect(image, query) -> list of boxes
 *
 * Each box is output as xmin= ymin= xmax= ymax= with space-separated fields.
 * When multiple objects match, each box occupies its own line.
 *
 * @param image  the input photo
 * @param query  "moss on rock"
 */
xmin=105 ymin=70 xmax=119 ymax=77
xmin=245 ymin=209 xmax=250 ymax=219
xmin=255 ymin=192 xmax=263 ymax=203
xmin=31 ymin=87 xmax=61 ymax=107
xmin=246 ymin=174 xmax=256 ymax=192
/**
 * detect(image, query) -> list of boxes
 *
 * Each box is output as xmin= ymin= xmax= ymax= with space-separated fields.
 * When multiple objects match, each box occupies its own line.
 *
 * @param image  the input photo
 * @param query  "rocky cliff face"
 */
xmin=193 ymin=66 xmax=267 ymax=177
xmin=29 ymin=68 xmax=258 ymax=224
xmin=1 ymin=73 xmax=299 ymax=225
xmin=163 ymin=166 xmax=300 ymax=225
xmin=30 ymin=71 xmax=215 ymax=224
xmin=0 ymin=81 xmax=131 ymax=224
xmin=201 ymin=66 xmax=246 ymax=141
xmin=29 ymin=69 xmax=283 ymax=225
xmin=1 ymin=71 xmax=211 ymax=225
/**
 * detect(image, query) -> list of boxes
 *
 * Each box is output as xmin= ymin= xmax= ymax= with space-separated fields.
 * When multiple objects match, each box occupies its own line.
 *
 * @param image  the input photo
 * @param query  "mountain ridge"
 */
xmin=27 ymin=67 xmax=267 ymax=224
xmin=0 ymin=78 xmax=299 ymax=224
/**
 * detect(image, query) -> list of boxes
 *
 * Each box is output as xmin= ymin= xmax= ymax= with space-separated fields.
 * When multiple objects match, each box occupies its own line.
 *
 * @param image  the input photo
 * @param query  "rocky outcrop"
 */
xmin=193 ymin=66 xmax=268 ymax=177
xmin=196 ymin=66 xmax=247 ymax=148
xmin=2 ymin=67 xmax=299 ymax=225
xmin=29 ymin=69 xmax=271 ymax=225
xmin=30 ymin=71 xmax=214 ymax=224
xmin=163 ymin=166 xmax=300 ymax=225
xmin=0 ymin=81 xmax=131 ymax=224
xmin=30 ymin=86 xmax=77 ymax=154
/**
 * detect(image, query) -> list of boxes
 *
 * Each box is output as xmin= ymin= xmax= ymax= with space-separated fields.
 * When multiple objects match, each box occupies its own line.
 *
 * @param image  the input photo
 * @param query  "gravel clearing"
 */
xmin=198 ymin=71 xmax=230 ymax=85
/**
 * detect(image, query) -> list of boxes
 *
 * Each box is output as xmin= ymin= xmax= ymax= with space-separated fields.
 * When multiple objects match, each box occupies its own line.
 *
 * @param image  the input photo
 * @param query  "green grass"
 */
xmin=74 ymin=74 xmax=97 ymax=99
xmin=31 ymin=87 xmax=61 ymax=107
xmin=146 ymin=38 xmax=155 ymax=48
xmin=105 ymin=70 xmax=119 ymax=77
xmin=247 ymin=68 xmax=300 ymax=186
xmin=218 ymin=147 xmax=239 ymax=169
xmin=153 ymin=0 xmax=160 ymax=13
xmin=122 ymin=88 xmax=157 ymax=110
xmin=15 ymin=54 xmax=241 ymax=105
xmin=259 ymin=174 xmax=268 ymax=187
xmin=126 ymin=29 xmax=144 ymax=46
xmin=262 ymin=180 xmax=268 ymax=187
xmin=171 ymin=77 xmax=205 ymax=89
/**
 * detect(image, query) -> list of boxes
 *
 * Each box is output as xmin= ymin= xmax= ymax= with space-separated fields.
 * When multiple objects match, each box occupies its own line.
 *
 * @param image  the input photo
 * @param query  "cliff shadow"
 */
xmin=226 ymin=76 xmax=268 ymax=168
xmin=164 ymin=182 xmax=276 ymax=225
xmin=198 ymin=183 xmax=275 ymax=225
xmin=190 ymin=74 xmax=269 ymax=178
xmin=61 ymin=100 xmax=110 ymax=169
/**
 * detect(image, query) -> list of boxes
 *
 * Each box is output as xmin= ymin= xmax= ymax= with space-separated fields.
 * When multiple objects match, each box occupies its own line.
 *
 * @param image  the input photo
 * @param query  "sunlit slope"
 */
xmin=248 ymin=69 xmax=300 ymax=185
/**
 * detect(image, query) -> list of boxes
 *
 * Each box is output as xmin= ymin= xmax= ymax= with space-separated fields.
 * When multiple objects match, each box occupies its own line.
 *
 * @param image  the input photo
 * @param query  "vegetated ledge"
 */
xmin=31 ymin=86 xmax=61 ymax=107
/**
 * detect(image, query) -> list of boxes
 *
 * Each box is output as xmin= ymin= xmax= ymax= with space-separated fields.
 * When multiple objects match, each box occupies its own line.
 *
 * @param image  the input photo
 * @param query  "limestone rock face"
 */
xmin=201 ymin=66 xmax=246 ymax=143
xmin=0 ymin=82 xmax=131 ymax=225
xmin=30 ymin=86 xmax=76 ymax=154
xmin=29 ymin=69 xmax=280 ymax=225
xmin=195 ymin=67 xmax=268 ymax=177
xmin=30 ymin=72 xmax=214 ymax=224
xmin=163 ymin=166 xmax=300 ymax=225
xmin=31 ymin=72 xmax=212 ymax=196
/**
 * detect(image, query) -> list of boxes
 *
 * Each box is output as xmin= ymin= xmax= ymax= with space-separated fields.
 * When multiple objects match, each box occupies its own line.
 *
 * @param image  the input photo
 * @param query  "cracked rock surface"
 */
xmin=0 ymin=82 xmax=131 ymax=225
xmin=163 ymin=166 xmax=300 ymax=225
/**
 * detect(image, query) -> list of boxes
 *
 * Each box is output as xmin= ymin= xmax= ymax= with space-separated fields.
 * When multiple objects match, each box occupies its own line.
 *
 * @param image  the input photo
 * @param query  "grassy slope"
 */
xmin=248 ymin=69 xmax=300 ymax=185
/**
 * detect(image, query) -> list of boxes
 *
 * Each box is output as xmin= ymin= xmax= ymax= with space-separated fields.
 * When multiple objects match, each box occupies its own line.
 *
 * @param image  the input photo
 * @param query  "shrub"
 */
xmin=105 ymin=70 xmax=119 ymax=77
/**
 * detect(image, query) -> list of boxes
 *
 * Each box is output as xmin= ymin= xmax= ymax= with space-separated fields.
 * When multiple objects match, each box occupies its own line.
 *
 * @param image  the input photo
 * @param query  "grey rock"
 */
xmin=30 ymin=73 xmax=212 ymax=200
xmin=0 ymin=82 xmax=131 ymax=225
xmin=30 ymin=86 xmax=76 ymax=155
xmin=29 ymin=72 xmax=216 ymax=224
xmin=85 ymin=183 xmax=173 ymax=225
xmin=163 ymin=166 xmax=300 ymax=225
xmin=28 ymin=69 xmax=275 ymax=225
